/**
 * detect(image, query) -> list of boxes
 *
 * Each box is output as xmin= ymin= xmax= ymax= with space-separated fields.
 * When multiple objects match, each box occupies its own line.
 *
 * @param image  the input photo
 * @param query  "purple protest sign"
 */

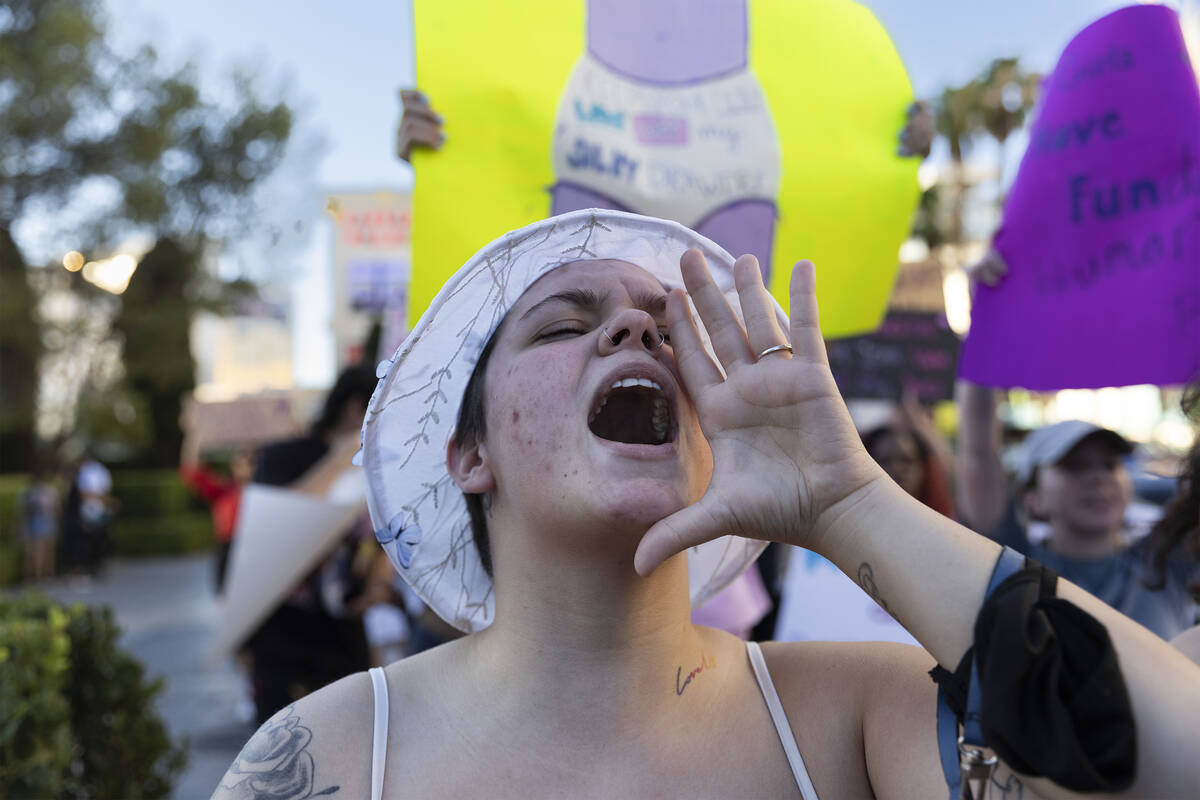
xmin=960 ymin=5 xmax=1200 ymax=390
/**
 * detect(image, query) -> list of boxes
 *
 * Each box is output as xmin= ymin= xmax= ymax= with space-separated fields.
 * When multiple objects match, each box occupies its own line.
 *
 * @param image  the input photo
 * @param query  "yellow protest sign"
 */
xmin=409 ymin=0 xmax=918 ymax=337
xmin=753 ymin=0 xmax=919 ymax=336
xmin=408 ymin=1 xmax=581 ymax=327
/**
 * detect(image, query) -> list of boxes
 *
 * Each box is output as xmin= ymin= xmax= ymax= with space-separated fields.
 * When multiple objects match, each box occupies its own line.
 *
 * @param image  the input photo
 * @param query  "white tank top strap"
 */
xmin=368 ymin=666 xmax=389 ymax=800
xmin=746 ymin=641 xmax=820 ymax=800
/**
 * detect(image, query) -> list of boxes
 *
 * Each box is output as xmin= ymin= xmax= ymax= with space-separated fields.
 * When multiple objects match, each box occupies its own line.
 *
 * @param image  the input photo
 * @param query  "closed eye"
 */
xmin=535 ymin=324 xmax=589 ymax=341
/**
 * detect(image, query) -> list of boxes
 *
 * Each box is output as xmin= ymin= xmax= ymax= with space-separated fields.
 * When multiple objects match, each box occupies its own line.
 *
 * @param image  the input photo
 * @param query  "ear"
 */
xmin=1020 ymin=484 xmax=1046 ymax=521
xmin=447 ymin=432 xmax=495 ymax=494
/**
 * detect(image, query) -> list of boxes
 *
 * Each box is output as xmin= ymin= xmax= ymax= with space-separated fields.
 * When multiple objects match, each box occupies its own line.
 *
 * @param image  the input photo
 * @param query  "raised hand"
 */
xmin=396 ymin=89 xmax=445 ymax=162
xmin=897 ymin=100 xmax=934 ymax=159
xmin=634 ymin=250 xmax=885 ymax=575
xmin=964 ymin=247 xmax=1008 ymax=288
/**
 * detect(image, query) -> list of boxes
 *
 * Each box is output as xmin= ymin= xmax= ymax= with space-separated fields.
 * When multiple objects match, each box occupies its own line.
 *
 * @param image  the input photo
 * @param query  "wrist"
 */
xmin=805 ymin=465 xmax=895 ymax=558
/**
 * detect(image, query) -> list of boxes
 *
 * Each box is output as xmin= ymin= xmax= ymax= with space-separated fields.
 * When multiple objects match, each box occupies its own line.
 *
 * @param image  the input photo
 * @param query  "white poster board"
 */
xmin=774 ymin=548 xmax=918 ymax=646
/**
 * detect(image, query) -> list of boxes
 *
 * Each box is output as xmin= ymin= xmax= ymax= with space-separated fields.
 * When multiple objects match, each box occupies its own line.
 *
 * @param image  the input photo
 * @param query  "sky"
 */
xmin=95 ymin=0 xmax=1181 ymax=387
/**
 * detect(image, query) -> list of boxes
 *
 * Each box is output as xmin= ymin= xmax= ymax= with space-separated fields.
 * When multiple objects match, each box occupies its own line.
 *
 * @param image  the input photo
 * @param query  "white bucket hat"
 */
xmin=361 ymin=209 xmax=772 ymax=633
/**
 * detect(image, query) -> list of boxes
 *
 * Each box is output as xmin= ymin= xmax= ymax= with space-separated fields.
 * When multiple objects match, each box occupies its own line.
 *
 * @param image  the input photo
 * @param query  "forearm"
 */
xmin=818 ymin=479 xmax=1200 ymax=798
xmin=954 ymin=379 xmax=1007 ymax=531
xmin=291 ymin=456 xmax=348 ymax=495
xmin=817 ymin=476 xmax=999 ymax=666
xmin=291 ymin=436 xmax=360 ymax=496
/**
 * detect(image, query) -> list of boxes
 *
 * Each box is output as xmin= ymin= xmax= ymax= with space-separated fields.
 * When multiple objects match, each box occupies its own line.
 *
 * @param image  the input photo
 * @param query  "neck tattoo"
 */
xmin=675 ymin=649 xmax=718 ymax=696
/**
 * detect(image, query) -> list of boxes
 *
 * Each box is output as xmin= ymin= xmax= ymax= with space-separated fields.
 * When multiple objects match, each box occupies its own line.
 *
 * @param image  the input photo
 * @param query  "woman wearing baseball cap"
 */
xmin=957 ymin=372 xmax=1198 ymax=641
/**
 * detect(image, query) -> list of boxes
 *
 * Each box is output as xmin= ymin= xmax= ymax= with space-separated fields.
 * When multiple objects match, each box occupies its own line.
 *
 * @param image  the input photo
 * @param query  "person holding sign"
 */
xmin=399 ymin=0 xmax=928 ymax=341
xmin=955 ymin=376 xmax=1199 ymax=641
xmin=959 ymin=4 xmax=1200 ymax=390
xmin=216 ymin=211 xmax=1199 ymax=800
xmin=951 ymin=3 xmax=1200 ymax=642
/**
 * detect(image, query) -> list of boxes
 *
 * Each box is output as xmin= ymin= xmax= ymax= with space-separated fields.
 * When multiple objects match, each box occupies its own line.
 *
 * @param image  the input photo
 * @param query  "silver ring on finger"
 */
xmin=756 ymin=343 xmax=793 ymax=361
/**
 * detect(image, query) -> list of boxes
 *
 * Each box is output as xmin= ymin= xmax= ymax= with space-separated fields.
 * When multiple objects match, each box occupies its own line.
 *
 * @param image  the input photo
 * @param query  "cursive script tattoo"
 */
xmin=217 ymin=705 xmax=339 ymax=800
xmin=857 ymin=562 xmax=892 ymax=614
xmin=675 ymin=649 xmax=717 ymax=696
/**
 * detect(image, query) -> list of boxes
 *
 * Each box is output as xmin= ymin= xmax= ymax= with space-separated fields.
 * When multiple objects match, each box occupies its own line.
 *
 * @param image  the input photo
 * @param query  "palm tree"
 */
xmin=917 ymin=58 xmax=1041 ymax=260
xmin=976 ymin=58 xmax=1041 ymax=174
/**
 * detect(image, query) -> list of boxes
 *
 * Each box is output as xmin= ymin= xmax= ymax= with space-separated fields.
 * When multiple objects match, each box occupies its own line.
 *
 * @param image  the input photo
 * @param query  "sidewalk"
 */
xmin=38 ymin=553 xmax=254 ymax=800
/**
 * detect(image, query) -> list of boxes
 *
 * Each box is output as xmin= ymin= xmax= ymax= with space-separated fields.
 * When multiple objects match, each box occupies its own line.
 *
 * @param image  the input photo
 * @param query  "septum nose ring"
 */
xmin=602 ymin=327 xmax=666 ymax=351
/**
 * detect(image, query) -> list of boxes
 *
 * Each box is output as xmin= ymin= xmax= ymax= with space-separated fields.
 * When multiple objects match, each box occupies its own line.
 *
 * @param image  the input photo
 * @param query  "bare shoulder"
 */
xmin=760 ymin=639 xmax=936 ymax=703
xmin=210 ymin=671 xmax=374 ymax=800
xmin=760 ymin=639 xmax=939 ymax=751
xmin=760 ymin=641 xmax=944 ymax=797
xmin=762 ymin=641 xmax=1049 ymax=800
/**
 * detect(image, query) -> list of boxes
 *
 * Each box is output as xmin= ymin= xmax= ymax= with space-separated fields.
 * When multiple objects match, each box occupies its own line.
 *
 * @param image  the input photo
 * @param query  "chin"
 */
xmin=599 ymin=481 xmax=692 ymax=531
xmin=1071 ymin=518 xmax=1123 ymax=541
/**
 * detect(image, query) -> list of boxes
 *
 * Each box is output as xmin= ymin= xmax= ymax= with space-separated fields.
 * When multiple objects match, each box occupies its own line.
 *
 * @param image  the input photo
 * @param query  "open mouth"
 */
xmin=588 ymin=377 xmax=675 ymax=446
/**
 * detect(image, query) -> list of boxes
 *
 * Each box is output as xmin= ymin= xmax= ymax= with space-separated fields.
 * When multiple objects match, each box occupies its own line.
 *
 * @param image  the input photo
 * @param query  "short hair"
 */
xmin=454 ymin=317 xmax=508 ymax=578
xmin=312 ymin=364 xmax=377 ymax=439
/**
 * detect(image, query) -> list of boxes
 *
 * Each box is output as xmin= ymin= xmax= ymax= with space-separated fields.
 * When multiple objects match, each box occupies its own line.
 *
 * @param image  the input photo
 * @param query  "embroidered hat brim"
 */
xmin=361 ymin=209 xmax=769 ymax=633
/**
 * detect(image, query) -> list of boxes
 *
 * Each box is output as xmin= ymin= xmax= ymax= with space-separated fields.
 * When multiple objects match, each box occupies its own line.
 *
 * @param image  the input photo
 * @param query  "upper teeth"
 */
xmin=612 ymin=377 xmax=662 ymax=391
xmin=588 ymin=378 xmax=672 ymax=439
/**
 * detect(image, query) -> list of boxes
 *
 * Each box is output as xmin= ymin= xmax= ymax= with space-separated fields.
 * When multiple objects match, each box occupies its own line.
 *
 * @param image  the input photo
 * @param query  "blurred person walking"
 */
xmin=59 ymin=451 xmax=115 ymax=577
xmin=18 ymin=458 xmax=59 ymax=580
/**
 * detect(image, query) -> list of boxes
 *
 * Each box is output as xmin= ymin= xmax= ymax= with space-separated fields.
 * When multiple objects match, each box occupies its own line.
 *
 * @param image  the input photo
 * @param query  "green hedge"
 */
xmin=1 ymin=476 xmax=29 ymax=587
xmin=0 ymin=593 xmax=187 ymax=798
xmin=110 ymin=513 xmax=213 ymax=557
xmin=0 ymin=470 xmax=200 ymax=541
xmin=111 ymin=470 xmax=197 ymax=518
xmin=0 ymin=470 xmax=213 ymax=587
xmin=0 ymin=474 xmax=25 ymax=541
xmin=0 ymin=542 xmax=21 ymax=587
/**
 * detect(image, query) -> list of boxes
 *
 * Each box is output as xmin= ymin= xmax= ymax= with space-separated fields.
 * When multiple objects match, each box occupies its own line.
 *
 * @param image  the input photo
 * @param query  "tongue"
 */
xmin=591 ymin=390 xmax=660 ymax=445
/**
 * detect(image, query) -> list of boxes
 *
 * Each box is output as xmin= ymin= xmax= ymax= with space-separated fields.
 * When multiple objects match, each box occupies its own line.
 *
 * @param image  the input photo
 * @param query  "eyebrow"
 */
xmin=519 ymin=287 xmax=668 ymax=321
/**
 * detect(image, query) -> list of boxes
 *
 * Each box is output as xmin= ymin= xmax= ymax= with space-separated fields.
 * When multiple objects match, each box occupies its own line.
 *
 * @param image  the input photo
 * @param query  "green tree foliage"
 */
xmin=915 ymin=58 xmax=1041 ymax=252
xmin=111 ymin=238 xmax=198 ymax=467
xmin=0 ymin=0 xmax=293 ymax=470
xmin=0 ymin=229 xmax=40 ymax=473
xmin=0 ymin=593 xmax=187 ymax=798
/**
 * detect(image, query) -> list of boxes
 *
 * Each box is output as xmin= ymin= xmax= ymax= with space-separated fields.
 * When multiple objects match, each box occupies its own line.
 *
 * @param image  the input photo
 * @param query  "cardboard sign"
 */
xmin=888 ymin=258 xmax=948 ymax=313
xmin=326 ymin=190 xmax=412 ymax=367
xmin=409 ymin=0 xmax=918 ymax=338
xmin=960 ymin=5 xmax=1200 ymax=390
xmin=211 ymin=483 xmax=364 ymax=656
xmin=186 ymin=395 xmax=301 ymax=451
xmin=828 ymin=311 xmax=961 ymax=402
